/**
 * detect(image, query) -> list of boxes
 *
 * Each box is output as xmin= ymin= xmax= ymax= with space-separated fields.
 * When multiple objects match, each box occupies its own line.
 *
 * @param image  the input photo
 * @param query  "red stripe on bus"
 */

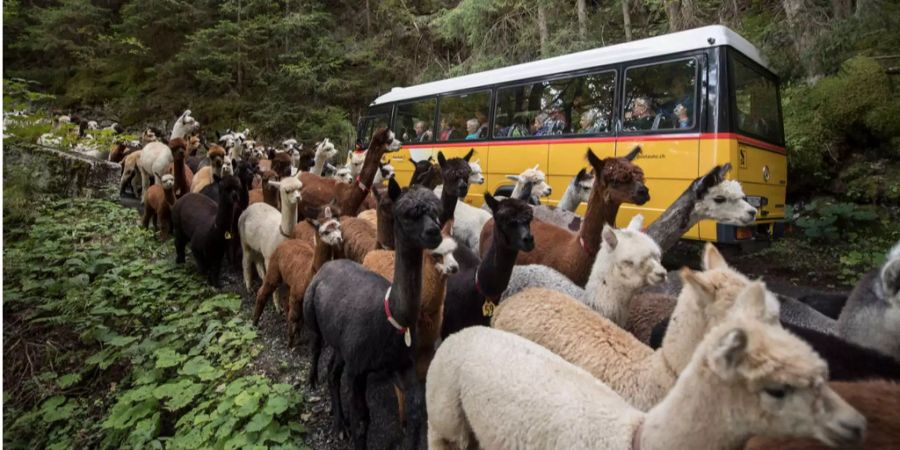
xmin=401 ymin=132 xmax=785 ymax=154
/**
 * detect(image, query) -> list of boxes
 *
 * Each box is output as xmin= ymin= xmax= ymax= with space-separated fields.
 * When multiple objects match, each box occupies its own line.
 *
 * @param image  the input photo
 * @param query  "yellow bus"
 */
xmin=356 ymin=25 xmax=786 ymax=244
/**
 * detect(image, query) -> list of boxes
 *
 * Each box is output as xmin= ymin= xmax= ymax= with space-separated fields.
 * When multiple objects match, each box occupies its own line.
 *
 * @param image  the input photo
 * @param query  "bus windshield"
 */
xmin=730 ymin=53 xmax=784 ymax=144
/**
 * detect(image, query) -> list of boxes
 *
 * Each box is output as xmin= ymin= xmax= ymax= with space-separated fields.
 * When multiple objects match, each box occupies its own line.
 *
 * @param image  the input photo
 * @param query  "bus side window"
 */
xmin=623 ymin=59 xmax=697 ymax=132
xmin=394 ymin=98 xmax=436 ymax=143
xmin=438 ymin=90 xmax=491 ymax=142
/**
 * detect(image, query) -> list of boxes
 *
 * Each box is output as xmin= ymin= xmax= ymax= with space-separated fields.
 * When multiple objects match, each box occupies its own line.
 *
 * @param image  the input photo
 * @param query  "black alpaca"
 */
xmin=648 ymin=317 xmax=900 ymax=381
xmin=200 ymin=159 xmax=256 ymax=268
xmin=435 ymin=150 xmax=483 ymax=270
xmin=441 ymin=194 xmax=534 ymax=339
xmin=408 ymin=157 xmax=442 ymax=189
xmin=171 ymin=175 xmax=242 ymax=286
xmin=303 ymin=185 xmax=443 ymax=450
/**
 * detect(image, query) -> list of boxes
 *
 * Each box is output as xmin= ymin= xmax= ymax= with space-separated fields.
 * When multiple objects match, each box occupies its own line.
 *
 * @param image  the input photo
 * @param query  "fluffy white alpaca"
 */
xmin=494 ymin=245 xmax=782 ymax=411
xmin=282 ymin=138 xmax=300 ymax=152
xmin=502 ymin=215 xmax=665 ymax=326
xmin=427 ymin=283 xmax=865 ymax=450
xmin=558 ymin=168 xmax=594 ymax=211
xmin=170 ymin=110 xmax=199 ymax=140
xmin=347 ymin=150 xmax=366 ymax=178
xmin=468 ymin=159 xmax=485 ymax=185
xmin=449 ymin=199 xmax=492 ymax=251
xmin=238 ymin=177 xmax=303 ymax=311
xmin=221 ymin=128 xmax=249 ymax=160
xmin=140 ymin=128 xmax=159 ymax=145
xmin=310 ymin=138 xmax=337 ymax=176
xmin=137 ymin=141 xmax=173 ymax=203
xmin=373 ymin=161 xmax=395 ymax=185
xmin=86 ymin=120 xmax=99 ymax=130
xmin=333 ymin=166 xmax=353 ymax=184
xmin=508 ymin=164 xmax=552 ymax=199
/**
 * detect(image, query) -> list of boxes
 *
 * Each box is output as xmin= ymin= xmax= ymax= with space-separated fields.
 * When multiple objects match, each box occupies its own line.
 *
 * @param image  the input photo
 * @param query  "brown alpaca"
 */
xmin=142 ymin=174 xmax=176 ymax=240
xmin=746 ymin=380 xmax=898 ymax=450
xmin=166 ymin=138 xmax=193 ymax=198
xmin=253 ymin=207 xmax=343 ymax=346
xmin=479 ymin=147 xmax=648 ymax=287
xmin=248 ymin=170 xmax=279 ymax=208
xmin=191 ymin=145 xmax=227 ymax=193
xmin=296 ymin=128 xmax=400 ymax=217
xmin=271 ymin=152 xmax=293 ymax=178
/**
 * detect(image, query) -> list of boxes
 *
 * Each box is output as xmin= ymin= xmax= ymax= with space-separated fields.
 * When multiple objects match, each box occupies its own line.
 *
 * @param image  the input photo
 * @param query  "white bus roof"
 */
xmin=372 ymin=25 xmax=767 ymax=106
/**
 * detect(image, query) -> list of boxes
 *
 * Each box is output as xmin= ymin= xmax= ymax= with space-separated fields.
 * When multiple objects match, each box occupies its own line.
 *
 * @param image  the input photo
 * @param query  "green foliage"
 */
xmin=792 ymin=199 xmax=878 ymax=242
xmin=3 ymin=199 xmax=306 ymax=449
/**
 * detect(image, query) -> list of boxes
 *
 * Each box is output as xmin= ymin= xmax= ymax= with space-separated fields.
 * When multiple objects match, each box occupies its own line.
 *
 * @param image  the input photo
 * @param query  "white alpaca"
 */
xmin=170 ymin=109 xmax=199 ymax=141
xmin=508 ymin=164 xmax=552 ymax=199
xmin=238 ymin=177 xmax=303 ymax=310
xmin=468 ymin=159 xmax=485 ymax=185
xmin=333 ymin=166 xmax=353 ymax=184
xmin=448 ymin=199 xmax=492 ymax=251
xmin=427 ymin=284 xmax=866 ymax=450
xmin=137 ymin=141 xmax=173 ymax=203
xmin=140 ymin=128 xmax=159 ymax=145
xmin=373 ymin=161 xmax=395 ymax=185
xmin=221 ymin=128 xmax=249 ymax=160
xmin=348 ymin=150 xmax=366 ymax=178
xmin=310 ymin=138 xmax=337 ymax=176
xmin=502 ymin=215 xmax=664 ymax=326
xmin=86 ymin=120 xmax=99 ymax=130
xmin=557 ymin=168 xmax=594 ymax=211
xmin=222 ymin=156 xmax=234 ymax=176
xmin=493 ymin=245 xmax=781 ymax=411
xmin=282 ymin=138 xmax=300 ymax=152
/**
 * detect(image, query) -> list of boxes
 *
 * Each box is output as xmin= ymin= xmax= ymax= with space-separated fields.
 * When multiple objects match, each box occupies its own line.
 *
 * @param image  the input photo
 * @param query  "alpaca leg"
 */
xmin=120 ymin=170 xmax=134 ymax=197
xmin=348 ymin=373 xmax=370 ymax=450
xmin=286 ymin=288 xmax=304 ymax=347
xmin=394 ymin=385 xmax=407 ymax=428
xmin=307 ymin=330 xmax=323 ymax=388
xmin=141 ymin=206 xmax=153 ymax=229
xmin=394 ymin=367 xmax=425 ymax=449
xmin=174 ymin=230 xmax=187 ymax=264
xmin=328 ymin=358 xmax=349 ymax=437
xmin=207 ymin=256 xmax=222 ymax=288
xmin=139 ymin=167 xmax=150 ymax=203
xmin=158 ymin=216 xmax=170 ymax=241
xmin=241 ymin=246 xmax=254 ymax=291
xmin=254 ymin=260 xmax=282 ymax=326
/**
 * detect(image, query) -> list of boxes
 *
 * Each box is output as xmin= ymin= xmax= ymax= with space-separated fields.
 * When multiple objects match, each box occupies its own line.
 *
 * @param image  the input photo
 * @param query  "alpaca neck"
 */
xmin=646 ymin=188 xmax=698 ymax=252
xmin=557 ymin=183 xmax=581 ymax=211
xmin=510 ymin=183 xmax=526 ymax=200
xmin=345 ymin=146 xmax=385 ymax=212
xmin=216 ymin=193 xmax=236 ymax=236
xmin=642 ymin=362 xmax=748 ymax=450
xmin=263 ymin=185 xmax=278 ymax=208
xmin=578 ymin=183 xmax=618 ymax=255
xmin=658 ymin=287 xmax=708 ymax=374
xmin=311 ymin=153 xmax=329 ymax=176
xmin=476 ymin=231 xmax=520 ymax=299
xmin=173 ymin=158 xmax=188 ymax=197
xmin=439 ymin=187 xmax=459 ymax=227
xmin=582 ymin=249 xmax=634 ymax=326
xmin=388 ymin=235 xmax=424 ymax=329
xmin=312 ymin=235 xmax=337 ymax=272
xmin=279 ymin=196 xmax=298 ymax=236
xmin=377 ymin=210 xmax=395 ymax=250
xmin=164 ymin=188 xmax=176 ymax=207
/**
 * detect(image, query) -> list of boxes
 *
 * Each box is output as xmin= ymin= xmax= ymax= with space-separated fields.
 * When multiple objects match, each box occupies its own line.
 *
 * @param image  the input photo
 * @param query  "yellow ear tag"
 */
xmin=482 ymin=300 xmax=496 ymax=317
xmin=224 ymin=232 xmax=233 ymax=240
xmin=403 ymin=329 xmax=412 ymax=347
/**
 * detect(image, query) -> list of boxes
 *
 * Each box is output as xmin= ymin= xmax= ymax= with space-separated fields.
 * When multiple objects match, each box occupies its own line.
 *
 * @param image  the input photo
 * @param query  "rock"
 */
xmin=5 ymin=143 xmax=121 ymax=198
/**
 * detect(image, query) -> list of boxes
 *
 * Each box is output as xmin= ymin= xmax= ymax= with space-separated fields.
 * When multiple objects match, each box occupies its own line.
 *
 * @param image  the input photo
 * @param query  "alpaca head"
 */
xmin=334 ymin=166 xmax=353 ymax=184
xmin=172 ymin=110 xmax=200 ymax=139
xmin=692 ymin=282 xmax=865 ymax=447
xmin=485 ymin=193 xmax=535 ymax=252
xmin=392 ymin=184 xmax=443 ymax=250
xmin=692 ymin=164 xmax=757 ymax=225
xmin=370 ymin=128 xmax=402 ymax=152
xmin=312 ymin=206 xmax=343 ymax=246
xmin=234 ymin=159 xmax=257 ymax=190
xmin=468 ymin=159 xmax=485 ymax=185
xmin=376 ymin=160 xmax=395 ymax=184
xmin=282 ymin=138 xmax=299 ymax=152
xmin=569 ymin=168 xmax=595 ymax=203
xmin=269 ymin=177 xmax=302 ymax=207
xmin=168 ymin=138 xmax=188 ymax=160
xmin=87 ymin=120 xmax=99 ymax=130
xmin=507 ymin=164 xmax=552 ymax=198
xmin=271 ymin=153 xmax=294 ymax=178
xmin=314 ymin=138 xmax=337 ymax=161
xmin=437 ymin=150 xmax=474 ymax=198
xmin=161 ymin=174 xmax=175 ymax=190
xmin=221 ymin=156 xmax=234 ymax=177
xmin=141 ymin=128 xmax=158 ymax=144
xmin=219 ymin=175 xmax=243 ymax=206
xmin=598 ymin=215 xmax=666 ymax=289
xmin=410 ymin=156 xmax=442 ymax=189
xmin=349 ymin=151 xmax=367 ymax=177
xmin=586 ymin=146 xmax=649 ymax=205
xmin=208 ymin=145 xmax=227 ymax=171
xmin=429 ymin=222 xmax=459 ymax=275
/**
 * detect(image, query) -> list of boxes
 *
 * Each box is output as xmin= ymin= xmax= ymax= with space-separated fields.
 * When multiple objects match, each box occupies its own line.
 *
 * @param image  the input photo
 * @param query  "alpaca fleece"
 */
xmin=142 ymin=177 xmax=175 ymax=240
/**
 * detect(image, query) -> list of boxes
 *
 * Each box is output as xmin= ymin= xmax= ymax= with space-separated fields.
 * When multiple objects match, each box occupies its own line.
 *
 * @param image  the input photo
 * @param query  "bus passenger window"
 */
xmin=394 ymin=98 xmax=436 ymax=143
xmin=623 ymin=59 xmax=697 ymax=132
xmin=438 ymin=90 xmax=491 ymax=142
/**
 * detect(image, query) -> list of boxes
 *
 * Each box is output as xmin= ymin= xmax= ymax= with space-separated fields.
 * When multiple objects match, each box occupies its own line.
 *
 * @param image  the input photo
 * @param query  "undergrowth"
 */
xmin=3 ymin=198 xmax=308 ymax=449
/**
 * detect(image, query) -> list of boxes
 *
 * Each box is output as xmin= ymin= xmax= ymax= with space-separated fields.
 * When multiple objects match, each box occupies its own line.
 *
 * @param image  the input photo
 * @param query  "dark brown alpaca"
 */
xmin=142 ymin=174 xmax=176 ymax=240
xmin=479 ymin=147 xmax=648 ymax=287
xmin=409 ymin=157 xmax=442 ymax=190
xmin=248 ymin=170 xmax=280 ymax=208
xmin=297 ymin=128 xmax=400 ymax=217
xmin=167 ymin=138 xmax=193 ymax=199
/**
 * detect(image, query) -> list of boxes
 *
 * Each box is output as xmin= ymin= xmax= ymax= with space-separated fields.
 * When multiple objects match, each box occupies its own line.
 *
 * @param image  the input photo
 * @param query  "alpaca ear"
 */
xmin=626 ymin=214 xmax=644 ymax=231
xmin=532 ymin=164 xmax=540 ymax=171
xmin=694 ymin=165 xmax=724 ymax=198
xmin=576 ymin=168 xmax=587 ymax=181
xmin=427 ymin=156 xmax=434 ymax=163
xmin=463 ymin=148 xmax=475 ymax=162
xmin=473 ymin=158 xmax=480 ymax=164
xmin=484 ymin=193 xmax=500 ymax=213
xmin=708 ymin=328 xmax=748 ymax=378
xmin=681 ymin=267 xmax=714 ymax=299
xmin=506 ymin=174 xmax=521 ymax=182
xmin=388 ymin=177 xmax=402 ymax=201
xmin=719 ymin=162 xmax=733 ymax=178
xmin=437 ymin=151 xmax=448 ymax=167
xmin=586 ymin=148 xmax=605 ymax=172
xmin=731 ymin=281 xmax=781 ymax=324
xmin=702 ymin=243 xmax=729 ymax=271
xmin=602 ymin=225 xmax=618 ymax=250
xmin=624 ymin=145 xmax=642 ymax=161
xmin=323 ymin=206 xmax=333 ymax=220
xmin=268 ymin=180 xmax=282 ymax=190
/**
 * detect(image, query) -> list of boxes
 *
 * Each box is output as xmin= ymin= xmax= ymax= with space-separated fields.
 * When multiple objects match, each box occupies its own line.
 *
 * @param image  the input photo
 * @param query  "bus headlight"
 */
xmin=744 ymin=196 xmax=768 ymax=208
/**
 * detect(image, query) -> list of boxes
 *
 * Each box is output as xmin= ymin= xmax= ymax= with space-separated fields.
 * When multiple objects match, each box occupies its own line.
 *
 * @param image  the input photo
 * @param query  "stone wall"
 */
xmin=4 ymin=144 xmax=121 ymax=198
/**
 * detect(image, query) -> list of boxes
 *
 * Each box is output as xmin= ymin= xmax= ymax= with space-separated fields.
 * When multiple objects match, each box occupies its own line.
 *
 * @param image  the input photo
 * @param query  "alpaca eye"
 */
xmin=622 ymin=260 xmax=634 ymax=267
xmin=764 ymin=386 xmax=791 ymax=399
xmin=713 ymin=196 xmax=726 ymax=204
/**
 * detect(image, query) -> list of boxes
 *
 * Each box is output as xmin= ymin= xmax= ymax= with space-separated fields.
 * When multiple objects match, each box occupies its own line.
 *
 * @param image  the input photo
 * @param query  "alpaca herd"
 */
xmin=88 ymin=109 xmax=900 ymax=450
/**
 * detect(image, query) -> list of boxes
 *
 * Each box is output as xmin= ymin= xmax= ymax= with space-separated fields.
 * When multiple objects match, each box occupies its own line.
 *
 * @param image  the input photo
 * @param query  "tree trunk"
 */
xmin=831 ymin=0 xmax=853 ymax=19
xmin=537 ymin=4 xmax=549 ymax=57
xmin=577 ymin=0 xmax=587 ymax=41
xmin=621 ymin=0 xmax=633 ymax=41
xmin=781 ymin=0 xmax=818 ymax=77
xmin=365 ymin=0 xmax=372 ymax=37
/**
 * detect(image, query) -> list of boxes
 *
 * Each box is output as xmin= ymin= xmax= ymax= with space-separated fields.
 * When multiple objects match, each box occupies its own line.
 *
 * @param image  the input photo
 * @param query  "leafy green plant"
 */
xmin=791 ymin=199 xmax=878 ymax=242
xmin=3 ymin=199 xmax=308 ymax=449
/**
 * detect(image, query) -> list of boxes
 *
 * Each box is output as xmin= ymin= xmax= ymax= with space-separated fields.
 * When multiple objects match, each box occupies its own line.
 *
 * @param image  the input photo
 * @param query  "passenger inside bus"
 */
xmin=674 ymin=104 xmax=690 ymax=129
xmin=475 ymin=110 xmax=490 ymax=138
xmin=414 ymin=120 xmax=433 ymax=142
xmin=439 ymin=117 xmax=456 ymax=141
xmin=578 ymin=109 xmax=605 ymax=134
xmin=465 ymin=118 xmax=480 ymax=140
xmin=532 ymin=113 xmax=551 ymax=136
xmin=624 ymin=96 xmax=658 ymax=130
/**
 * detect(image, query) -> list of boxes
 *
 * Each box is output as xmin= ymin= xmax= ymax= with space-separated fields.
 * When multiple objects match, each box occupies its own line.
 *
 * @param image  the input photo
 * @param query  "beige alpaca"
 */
xmin=427 ymin=283 xmax=865 ymax=450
